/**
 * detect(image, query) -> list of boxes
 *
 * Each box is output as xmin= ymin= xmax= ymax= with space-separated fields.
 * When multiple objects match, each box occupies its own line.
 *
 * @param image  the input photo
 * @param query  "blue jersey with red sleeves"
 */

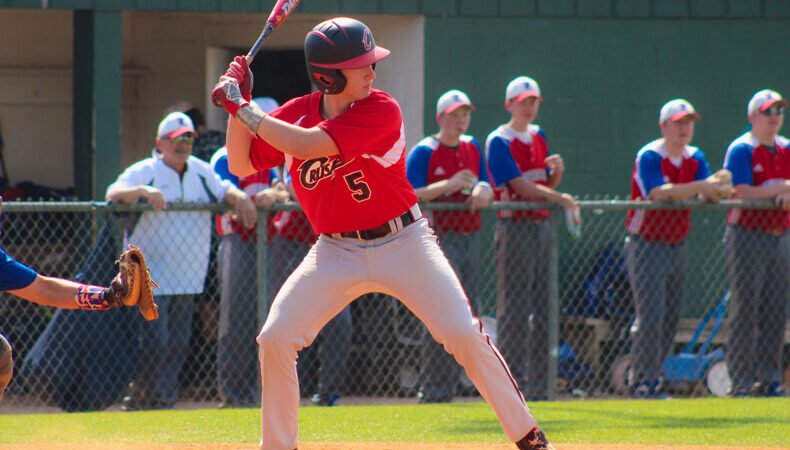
xmin=249 ymin=89 xmax=418 ymax=235
xmin=272 ymin=171 xmax=317 ymax=246
xmin=485 ymin=124 xmax=551 ymax=221
xmin=211 ymin=147 xmax=279 ymax=241
xmin=626 ymin=139 xmax=711 ymax=244
xmin=0 ymin=247 xmax=38 ymax=291
xmin=724 ymin=132 xmax=790 ymax=233
xmin=406 ymin=135 xmax=488 ymax=233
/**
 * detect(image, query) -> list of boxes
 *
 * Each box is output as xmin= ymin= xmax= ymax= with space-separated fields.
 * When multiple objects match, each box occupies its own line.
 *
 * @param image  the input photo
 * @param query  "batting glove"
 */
xmin=225 ymin=55 xmax=253 ymax=101
xmin=213 ymin=77 xmax=250 ymax=118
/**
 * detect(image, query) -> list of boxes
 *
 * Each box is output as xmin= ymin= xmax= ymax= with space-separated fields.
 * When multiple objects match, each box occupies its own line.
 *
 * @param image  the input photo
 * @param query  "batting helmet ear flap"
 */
xmin=309 ymin=67 xmax=347 ymax=95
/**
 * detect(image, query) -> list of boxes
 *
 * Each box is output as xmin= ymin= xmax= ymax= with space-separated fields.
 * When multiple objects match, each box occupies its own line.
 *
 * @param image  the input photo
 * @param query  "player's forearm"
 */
xmin=226 ymin=118 xmax=257 ymax=177
xmin=649 ymin=181 xmax=708 ymax=201
xmin=733 ymin=182 xmax=790 ymax=200
xmin=508 ymin=177 xmax=566 ymax=204
xmin=254 ymin=115 xmax=340 ymax=160
xmin=105 ymin=186 xmax=148 ymax=204
xmin=414 ymin=180 xmax=456 ymax=202
xmin=9 ymin=275 xmax=81 ymax=309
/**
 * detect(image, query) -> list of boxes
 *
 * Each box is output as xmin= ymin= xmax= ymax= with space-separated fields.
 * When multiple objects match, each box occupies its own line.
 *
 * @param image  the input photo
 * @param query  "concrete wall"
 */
xmin=0 ymin=9 xmax=424 ymax=190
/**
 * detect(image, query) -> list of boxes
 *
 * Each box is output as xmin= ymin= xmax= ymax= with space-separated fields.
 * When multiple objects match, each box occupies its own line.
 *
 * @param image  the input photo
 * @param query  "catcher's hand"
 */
xmin=0 ymin=334 xmax=12 ymax=401
xmin=106 ymin=245 xmax=160 ymax=321
xmin=706 ymin=168 xmax=734 ymax=200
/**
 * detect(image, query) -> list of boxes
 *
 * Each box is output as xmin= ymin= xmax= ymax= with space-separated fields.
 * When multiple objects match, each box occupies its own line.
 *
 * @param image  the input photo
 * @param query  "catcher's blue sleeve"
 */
xmin=0 ymin=247 xmax=38 ymax=291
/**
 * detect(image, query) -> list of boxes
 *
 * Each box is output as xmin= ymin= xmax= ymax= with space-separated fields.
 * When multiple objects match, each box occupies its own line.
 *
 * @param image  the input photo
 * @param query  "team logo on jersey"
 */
xmin=298 ymin=156 xmax=349 ymax=189
xmin=754 ymin=163 xmax=764 ymax=173
xmin=362 ymin=29 xmax=373 ymax=51
xmin=434 ymin=167 xmax=446 ymax=176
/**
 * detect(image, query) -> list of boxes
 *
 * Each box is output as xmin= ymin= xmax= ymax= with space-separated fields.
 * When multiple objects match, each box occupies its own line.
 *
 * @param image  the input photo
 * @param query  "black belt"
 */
xmin=331 ymin=207 xmax=419 ymax=240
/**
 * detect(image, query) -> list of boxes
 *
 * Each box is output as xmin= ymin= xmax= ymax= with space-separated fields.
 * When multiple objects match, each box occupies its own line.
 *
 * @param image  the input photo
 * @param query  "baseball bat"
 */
xmin=212 ymin=0 xmax=303 ymax=107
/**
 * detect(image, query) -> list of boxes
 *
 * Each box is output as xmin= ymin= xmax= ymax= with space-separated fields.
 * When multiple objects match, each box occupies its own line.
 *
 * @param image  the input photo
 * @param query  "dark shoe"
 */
xmin=515 ymin=426 xmax=555 ymax=450
xmin=631 ymin=381 xmax=671 ymax=399
xmin=754 ymin=382 xmax=788 ymax=397
xmin=121 ymin=396 xmax=172 ymax=411
xmin=310 ymin=392 xmax=340 ymax=406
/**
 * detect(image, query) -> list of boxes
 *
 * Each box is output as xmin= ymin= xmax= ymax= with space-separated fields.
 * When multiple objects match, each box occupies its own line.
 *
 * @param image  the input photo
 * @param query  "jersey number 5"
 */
xmin=344 ymin=171 xmax=371 ymax=201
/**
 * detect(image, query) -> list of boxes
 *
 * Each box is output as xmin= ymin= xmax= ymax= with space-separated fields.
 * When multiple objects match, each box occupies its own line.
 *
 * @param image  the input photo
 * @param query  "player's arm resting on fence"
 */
xmin=222 ymin=184 xmax=257 ymax=229
xmin=508 ymin=176 xmax=577 ymax=210
xmin=724 ymin=142 xmax=790 ymax=206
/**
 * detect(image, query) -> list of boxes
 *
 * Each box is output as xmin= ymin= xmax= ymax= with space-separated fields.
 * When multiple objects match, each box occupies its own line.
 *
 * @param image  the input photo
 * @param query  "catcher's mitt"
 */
xmin=106 ymin=245 xmax=160 ymax=321
xmin=0 ymin=333 xmax=13 ymax=401
xmin=706 ymin=168 xmax=734 ymax=199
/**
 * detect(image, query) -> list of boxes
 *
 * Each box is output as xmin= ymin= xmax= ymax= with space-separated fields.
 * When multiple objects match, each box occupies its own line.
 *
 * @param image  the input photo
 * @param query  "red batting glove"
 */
xmin=224 ymin=55 xmax=253 ymax=101
xmin=212 ymin=77 xmax=250 ymax=117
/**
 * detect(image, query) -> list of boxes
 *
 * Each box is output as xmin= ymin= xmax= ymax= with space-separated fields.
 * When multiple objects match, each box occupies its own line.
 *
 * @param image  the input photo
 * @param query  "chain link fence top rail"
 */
xmin=0 ymin=199 xmax=787 ymax=410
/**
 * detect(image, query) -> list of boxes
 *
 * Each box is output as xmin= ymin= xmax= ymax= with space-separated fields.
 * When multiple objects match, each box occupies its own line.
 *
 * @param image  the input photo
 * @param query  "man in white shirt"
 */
xmin=106 ymin=111 xmax=255 ymax=410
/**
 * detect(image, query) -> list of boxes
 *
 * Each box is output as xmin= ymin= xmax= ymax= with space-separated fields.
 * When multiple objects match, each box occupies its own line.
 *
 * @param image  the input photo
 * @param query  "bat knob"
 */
xmin=211 ymin=87 xmax=225 ymax=108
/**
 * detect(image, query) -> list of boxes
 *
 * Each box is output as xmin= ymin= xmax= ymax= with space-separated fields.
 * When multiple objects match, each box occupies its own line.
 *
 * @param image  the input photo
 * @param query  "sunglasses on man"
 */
xmin=760 ymin=106 xmax=785 ymax=116
xmin=163 ymin=135 xmax=195 ymax=145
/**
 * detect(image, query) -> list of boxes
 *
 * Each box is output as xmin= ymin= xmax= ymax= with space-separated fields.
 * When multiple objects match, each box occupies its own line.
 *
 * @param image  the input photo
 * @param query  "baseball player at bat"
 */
xmin=213 ymin=17 xmax=554 ymax=450
xmin=0 ymin=197 xmax=159 ymax=401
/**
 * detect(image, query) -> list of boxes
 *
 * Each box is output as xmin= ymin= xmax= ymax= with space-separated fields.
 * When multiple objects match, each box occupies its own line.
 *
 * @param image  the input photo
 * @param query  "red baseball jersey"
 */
xmin=724 ymin=133 xmax=790 ymax=233
xmin=626 ymin=139 xmax=711 ymax=244
xmin=485 ymin=124 xmax=551 ymax=221
xmin=406 ymin=135 xmax=487 ymax=233
xmin=249 ymin=89 xmax=417 ymax=235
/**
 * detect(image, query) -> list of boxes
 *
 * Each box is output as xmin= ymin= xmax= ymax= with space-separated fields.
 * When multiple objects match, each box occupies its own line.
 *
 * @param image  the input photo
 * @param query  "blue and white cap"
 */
xmin=506 ymin=76 xmax=542 ymax=103
xmin=747 ymin=89 xmax=787 ymax=116
xmin=659 ymin=99 xmax=701 ymax=124
xmin=436 ymin=89 xmax=475 ymax=119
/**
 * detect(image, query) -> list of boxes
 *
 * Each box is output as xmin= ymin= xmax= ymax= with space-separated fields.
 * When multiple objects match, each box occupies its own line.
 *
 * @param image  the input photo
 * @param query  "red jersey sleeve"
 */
xmin=318 ymin=90 xmax=402 ymax=161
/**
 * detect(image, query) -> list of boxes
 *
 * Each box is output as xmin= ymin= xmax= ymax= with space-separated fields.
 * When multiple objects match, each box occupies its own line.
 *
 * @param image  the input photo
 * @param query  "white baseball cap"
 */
xmin=505 ymin=76 xmax=542 ymax=103
xmin=436 ymin=89 xmax=475 ymax=119
xmin=251 ymin=96 xmax=280 ymax=114
xmin=659 ymin=99 xmax=701 ymax=124
xmin=157 ymin=112 xmax=196 ymax=139
xmin=747 ymin=89 xmax=788 ymax=116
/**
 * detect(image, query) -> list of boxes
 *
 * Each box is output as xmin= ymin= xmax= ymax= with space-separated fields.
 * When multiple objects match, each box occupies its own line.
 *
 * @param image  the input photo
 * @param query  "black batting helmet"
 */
xmin=304 ymin=17 xmax=390 ymax=95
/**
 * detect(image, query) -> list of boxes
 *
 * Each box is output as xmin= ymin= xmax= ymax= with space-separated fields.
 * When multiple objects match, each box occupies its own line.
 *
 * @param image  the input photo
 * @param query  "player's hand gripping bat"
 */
xmin=211 ymin=0 xmax=302 ymax=108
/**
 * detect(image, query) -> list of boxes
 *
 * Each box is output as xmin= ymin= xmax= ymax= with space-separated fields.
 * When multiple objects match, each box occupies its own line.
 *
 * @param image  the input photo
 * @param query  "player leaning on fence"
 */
xmin=485 ymin=76 xmax=578 ymax=401
xmin=625 ymin=99 xmax=732 ymax=399
xmin=723 ymin=89 xmax=790 ymax=398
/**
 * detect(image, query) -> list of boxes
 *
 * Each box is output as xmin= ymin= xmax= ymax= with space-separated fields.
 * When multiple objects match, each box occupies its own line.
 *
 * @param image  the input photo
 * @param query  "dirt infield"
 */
xmin=1 ymin=444 xmax=785 ymax=450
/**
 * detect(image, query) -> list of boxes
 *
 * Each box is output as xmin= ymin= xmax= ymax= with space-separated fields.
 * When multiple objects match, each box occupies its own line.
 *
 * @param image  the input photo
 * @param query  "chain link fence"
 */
xmin=1 ymin=200 xmax=788 ymax=411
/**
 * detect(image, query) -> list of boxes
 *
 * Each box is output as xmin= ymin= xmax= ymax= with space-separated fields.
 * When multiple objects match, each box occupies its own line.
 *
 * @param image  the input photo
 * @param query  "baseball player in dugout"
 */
xmin=485 ymin=76 xmax=578 ymax=402
xmin=723 ymin=89 xmax=790 ymax=398
xmin=213 ymin=17 xmax=554 ymax=450
xmin=0 ymin=197 xmax=159 ymax=402
xmin=625 ymin=99 xmax=731 ymax=399
xmin=406 ymin=89 xmax=493 ymax=403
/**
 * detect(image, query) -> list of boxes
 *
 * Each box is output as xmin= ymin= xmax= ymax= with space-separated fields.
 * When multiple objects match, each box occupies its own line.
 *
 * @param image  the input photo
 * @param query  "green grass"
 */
xmin=0 ymin=398 xmax=789 ymax=447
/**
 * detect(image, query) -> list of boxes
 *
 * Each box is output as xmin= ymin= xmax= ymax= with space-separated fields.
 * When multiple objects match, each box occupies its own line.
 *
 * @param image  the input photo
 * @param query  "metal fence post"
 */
xmin=256 ymin=209 xmax=270 ymax=329
xmin=547 ymin=212 xmax=560 ymax=400
xmin=479 ymin=206 xmax=497 ymax=318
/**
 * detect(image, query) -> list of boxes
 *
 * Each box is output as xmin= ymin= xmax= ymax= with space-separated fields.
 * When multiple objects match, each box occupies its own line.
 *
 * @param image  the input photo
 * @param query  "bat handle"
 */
xmin=247 ymin=21 xmax=276 ymax=64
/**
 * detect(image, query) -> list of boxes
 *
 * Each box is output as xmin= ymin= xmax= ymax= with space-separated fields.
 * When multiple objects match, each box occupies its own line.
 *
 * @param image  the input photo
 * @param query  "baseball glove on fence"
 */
xmin=105 ymin=245 xmax=160 ymax=321
xmin=706 ymin=168 xmax=734 ymax=199
xmin=0 ymin=334 xmax=12 ymax=401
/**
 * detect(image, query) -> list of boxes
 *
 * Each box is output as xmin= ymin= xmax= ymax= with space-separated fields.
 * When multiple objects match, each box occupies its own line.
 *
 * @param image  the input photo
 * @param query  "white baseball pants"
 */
xmin=257 ymin=218 xmax=536 ymax=449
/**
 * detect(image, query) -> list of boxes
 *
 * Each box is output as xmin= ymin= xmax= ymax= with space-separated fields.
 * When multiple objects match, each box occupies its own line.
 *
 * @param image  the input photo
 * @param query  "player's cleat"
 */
xmin=310 ymin=392 xmax=340 ymax=406
xmin=753 ymin=382 xmax=789 ymax=397
xmin=515 ymin=426 xmax=556 ymax=450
